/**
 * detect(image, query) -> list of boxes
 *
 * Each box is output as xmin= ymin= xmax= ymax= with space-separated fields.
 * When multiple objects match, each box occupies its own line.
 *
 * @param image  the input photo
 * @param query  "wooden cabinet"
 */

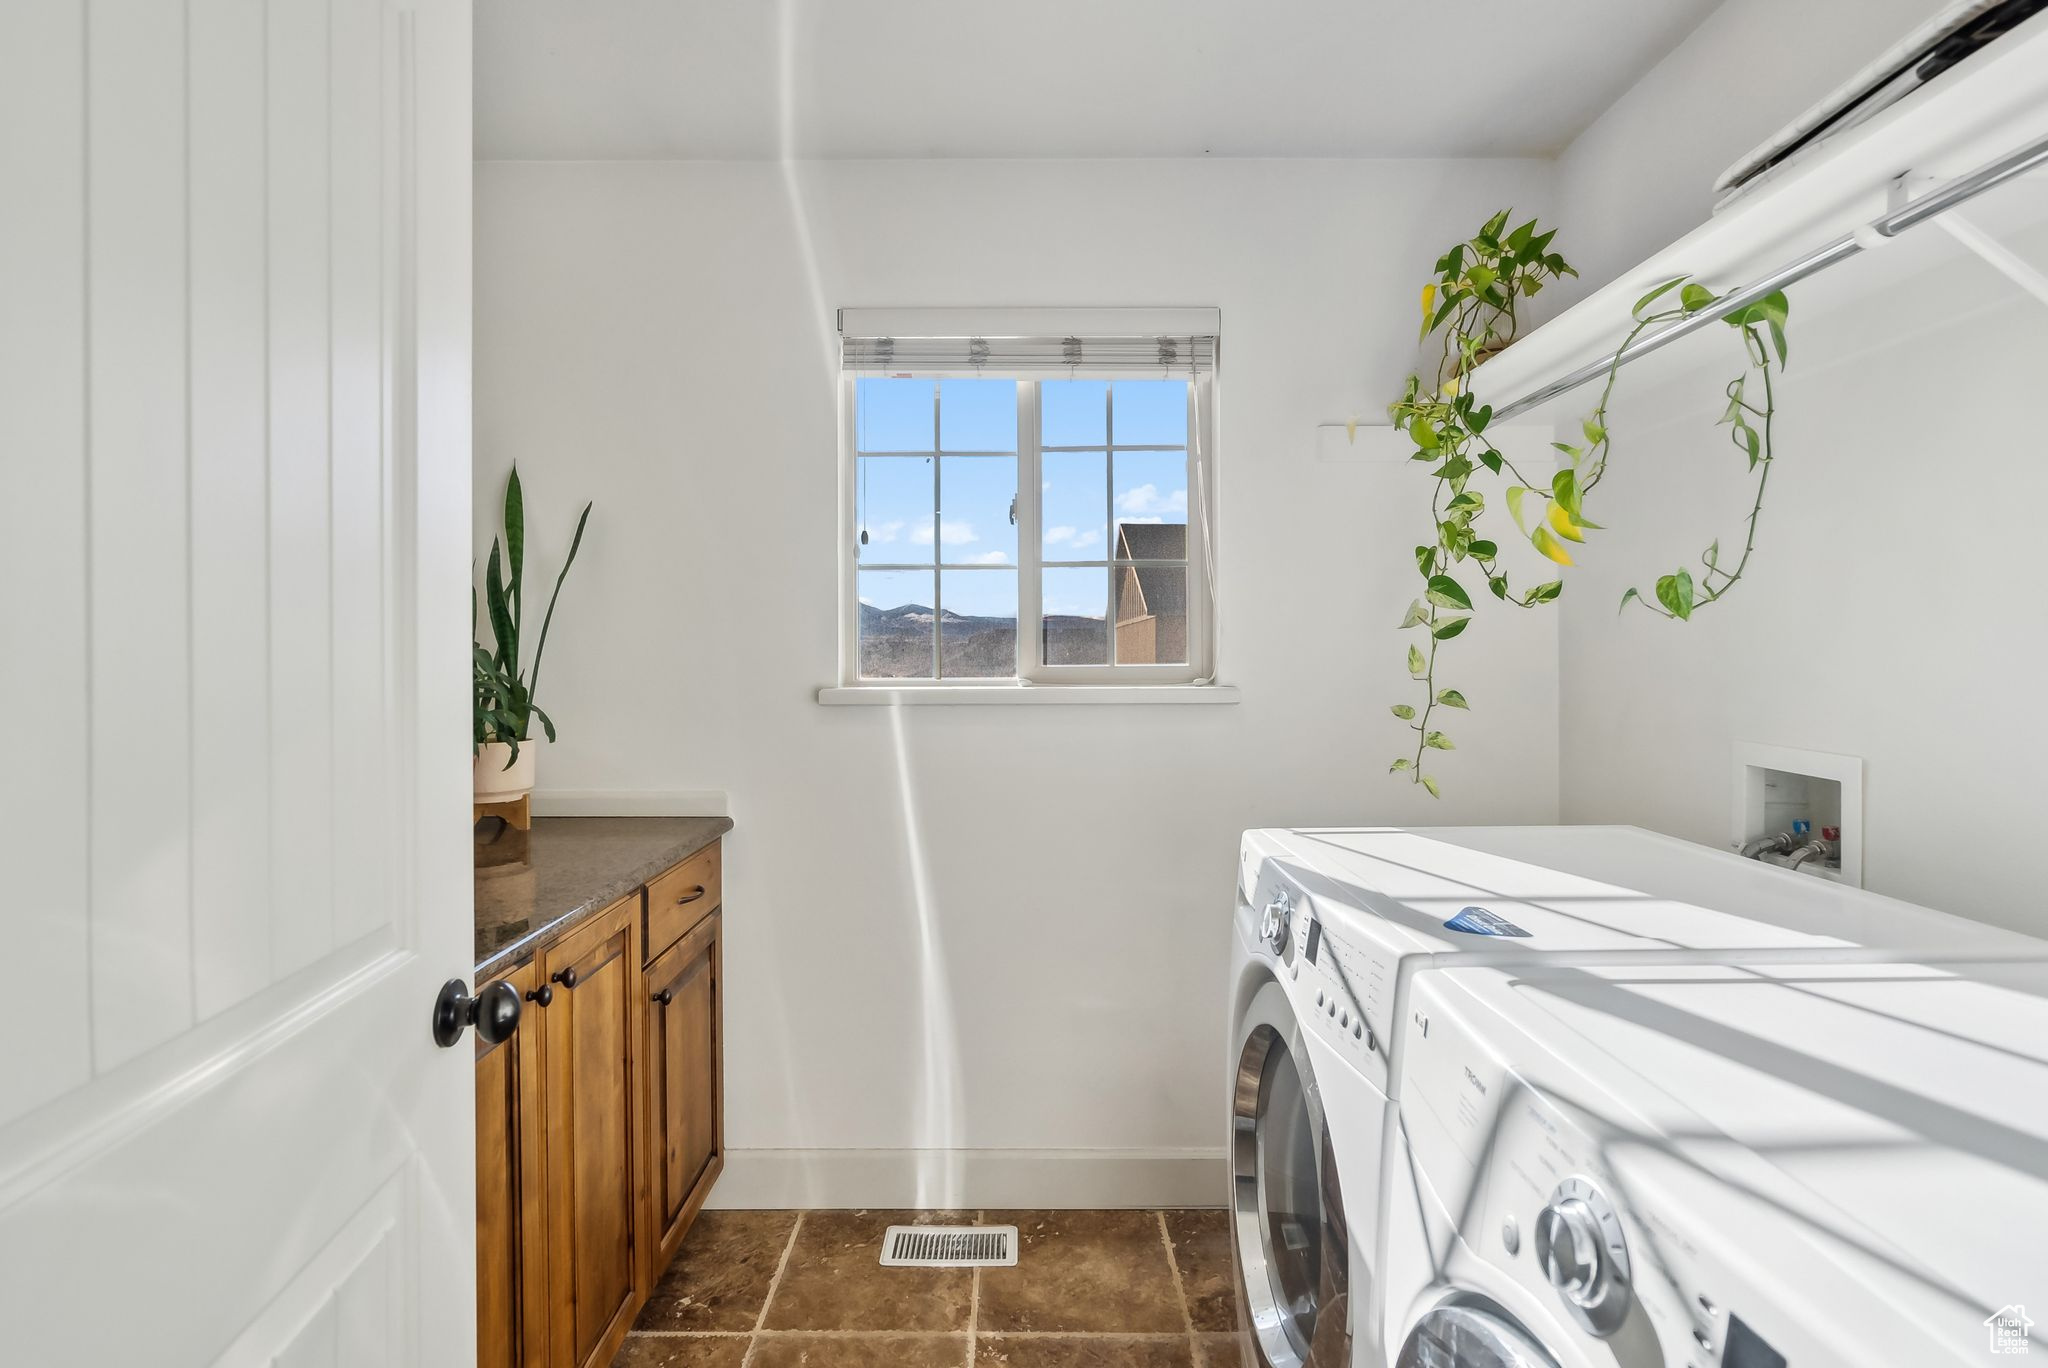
xmin=476 ymin=838 xmax=724 ymax=1368
xmin=646 ymin=841 xmax=720 ymax=972
xmin=538 ymin=895 xmax=646 ymax=1368
xmin=643 ymin=910 xmax=723 ymax=1280
xmin=477 ymin=959 xmax=548 ymax=1368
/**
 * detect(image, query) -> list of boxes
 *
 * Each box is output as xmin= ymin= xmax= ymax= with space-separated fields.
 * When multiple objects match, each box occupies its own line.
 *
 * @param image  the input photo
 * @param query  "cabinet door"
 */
xmin=537 ymin=896 xmax=645 ymax=1368
xmin=478 ymin=960 xmax=547 ymax=1368
xmin=644 ymin=910 xmax=723 ymax=1278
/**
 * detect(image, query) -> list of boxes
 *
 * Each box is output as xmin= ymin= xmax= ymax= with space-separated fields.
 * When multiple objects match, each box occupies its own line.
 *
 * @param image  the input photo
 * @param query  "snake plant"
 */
xmin=475 ymin=465 xmax=592 ymax=767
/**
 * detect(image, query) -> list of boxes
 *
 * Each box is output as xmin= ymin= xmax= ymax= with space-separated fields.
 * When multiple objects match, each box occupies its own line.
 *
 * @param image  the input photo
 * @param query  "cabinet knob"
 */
xmin=653 ymin=988 xmax=674 ymax=1007
xmin=526 ymin=984 xmax=553 ymax=1008
xmin=431 ymin=978 xmax=522 ymax=1048
xmin=552 ymin=966 xmax=579 ymax=990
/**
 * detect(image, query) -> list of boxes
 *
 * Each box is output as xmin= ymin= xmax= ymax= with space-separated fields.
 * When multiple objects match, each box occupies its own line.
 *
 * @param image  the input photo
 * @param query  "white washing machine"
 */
xmin=1227 ymin=825 xmax=2048 ymax=1368
xmin=1382 ymin=952 xmax=2048 ymax=1367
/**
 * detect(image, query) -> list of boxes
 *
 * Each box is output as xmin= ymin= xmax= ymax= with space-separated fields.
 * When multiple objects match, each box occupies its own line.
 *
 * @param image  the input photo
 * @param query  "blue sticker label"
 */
xmin=1443 ymin=906 xmax=1532 ymax=938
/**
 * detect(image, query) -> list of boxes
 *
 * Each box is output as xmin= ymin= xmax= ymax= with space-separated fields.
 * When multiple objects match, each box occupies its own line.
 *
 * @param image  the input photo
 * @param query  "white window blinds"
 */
xmin=837 ymin=307 xmax=1220 ymax=377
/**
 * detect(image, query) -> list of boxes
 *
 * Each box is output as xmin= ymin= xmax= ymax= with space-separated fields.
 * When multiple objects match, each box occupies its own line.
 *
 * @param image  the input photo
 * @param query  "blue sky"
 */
xmin=857 ymin=378 xmax=1187 ymax=620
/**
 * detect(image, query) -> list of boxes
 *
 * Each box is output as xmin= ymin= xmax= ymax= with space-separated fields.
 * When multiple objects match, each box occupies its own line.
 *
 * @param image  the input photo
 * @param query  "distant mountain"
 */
xmin=861 ymin=602 xmax=1103 ymax=637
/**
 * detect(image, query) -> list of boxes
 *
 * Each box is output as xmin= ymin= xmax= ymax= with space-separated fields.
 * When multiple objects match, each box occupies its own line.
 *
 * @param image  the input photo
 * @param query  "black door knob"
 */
xmin=653 ymin=988 xmax=674 ymax=1007
xmin=431 ymin=978 xmax=523 ymax=1049
xmin=552 ymin=966 xmax=579 ymax=990
xmin=527 ymin=983 xmax=553 ymax=1008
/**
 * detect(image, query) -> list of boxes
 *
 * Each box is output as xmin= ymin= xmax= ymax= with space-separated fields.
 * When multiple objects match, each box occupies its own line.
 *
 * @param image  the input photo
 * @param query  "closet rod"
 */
xmin=1492 ymin=126 xmax=2048 ymax=422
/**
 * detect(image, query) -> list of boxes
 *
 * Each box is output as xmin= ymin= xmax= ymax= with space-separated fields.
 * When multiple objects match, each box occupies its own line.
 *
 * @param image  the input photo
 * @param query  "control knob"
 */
xmin=1532 ymin=1177 xmax=1632 ymax=1337
xmin=1259 ymin=888 xmax=1293 ymax=954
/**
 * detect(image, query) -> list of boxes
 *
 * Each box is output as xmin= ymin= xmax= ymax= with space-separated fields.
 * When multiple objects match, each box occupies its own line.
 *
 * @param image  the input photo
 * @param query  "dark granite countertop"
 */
xmin=475 ymin=815 xmax=732 ymax=976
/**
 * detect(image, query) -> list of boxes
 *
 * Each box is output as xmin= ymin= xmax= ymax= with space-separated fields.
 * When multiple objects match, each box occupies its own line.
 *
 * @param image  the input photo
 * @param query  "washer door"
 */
xmin=1232 ymin=980 xmax=1350 ymax=1368
xmin=1395 ymin=1304 xmax=1561 ymax=1368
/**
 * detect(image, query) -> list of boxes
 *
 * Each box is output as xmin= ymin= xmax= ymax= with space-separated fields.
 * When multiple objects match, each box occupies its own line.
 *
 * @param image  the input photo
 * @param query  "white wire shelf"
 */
xmin=1467 ymin=10 xmax=2048 ymax=422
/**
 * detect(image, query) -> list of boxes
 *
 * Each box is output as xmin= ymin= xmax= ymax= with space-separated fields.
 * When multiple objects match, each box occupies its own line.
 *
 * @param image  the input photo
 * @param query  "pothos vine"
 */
xmin=1384 ymin=211 xmax=1791 ymax=795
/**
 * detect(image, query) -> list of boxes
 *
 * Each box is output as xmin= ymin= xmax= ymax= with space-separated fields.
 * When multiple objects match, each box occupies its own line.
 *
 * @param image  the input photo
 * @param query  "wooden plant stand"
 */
xmin=473 ymin=793 xmax=532 ymax=830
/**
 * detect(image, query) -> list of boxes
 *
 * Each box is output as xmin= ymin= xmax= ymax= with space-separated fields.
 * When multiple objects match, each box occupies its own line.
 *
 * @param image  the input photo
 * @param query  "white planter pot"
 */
xmin=474 ymin=740 xmax=536 ymax=803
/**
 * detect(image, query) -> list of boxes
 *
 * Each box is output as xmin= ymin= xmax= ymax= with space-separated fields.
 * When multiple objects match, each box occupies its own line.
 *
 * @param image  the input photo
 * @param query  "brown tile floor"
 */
xmin=617 ymin=1209 xmax=1245 ymax=1368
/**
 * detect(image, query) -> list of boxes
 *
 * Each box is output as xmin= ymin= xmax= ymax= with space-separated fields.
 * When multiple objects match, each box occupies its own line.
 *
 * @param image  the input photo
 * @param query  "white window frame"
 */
xmin=836 ymin=370 xmax=1216 ymax=690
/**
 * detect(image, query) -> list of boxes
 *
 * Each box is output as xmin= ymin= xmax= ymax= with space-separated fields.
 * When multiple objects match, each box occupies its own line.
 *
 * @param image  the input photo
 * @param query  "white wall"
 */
xmin=475 ymin=156 xmax=1562 ymax=1203
xmin=1545 ymin=0 xmax=2048 ymax=936
xmin=1554 ymin=225 xmax=2048 ymax=935
xmin=1555 ymin=0 xmax=1937 ymax=296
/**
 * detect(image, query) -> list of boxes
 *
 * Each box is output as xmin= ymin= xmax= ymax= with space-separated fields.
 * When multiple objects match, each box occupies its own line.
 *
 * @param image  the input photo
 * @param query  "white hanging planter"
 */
xmin=474 ymin=740 xmax=536 ymax=803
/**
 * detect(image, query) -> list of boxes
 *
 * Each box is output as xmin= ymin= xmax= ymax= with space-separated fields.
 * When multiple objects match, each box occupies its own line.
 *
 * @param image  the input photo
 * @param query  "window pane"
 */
xmin=939 ymin=569 xmax=1017 ymax=678
xmin=858 ymin=456 xmax=934 ymax=565
xmin=1042 ymin=567 xmax=1108 ymax=666
xmin=1042 ymin=379 xmax=1108 ymax=446
xmin=1112 ymin=449 xmax=1189 ymax=560
xmin=859 ymin=569 xmax=934 ymax=678
xmin=1115 ymin=563 xmax=1188 ymax=665
xmin=939 ymin=379 xmax=1016 ymax=451
xmin=1042 ymin=450 xmax=1107 ymax=560
xmin=1112 ymin=380 xmax=1188 ymax=445
xmin=857 ymin=377 xmax=933 ymax=452
xmin=939 ymin=455 xmax=1017 ymax=566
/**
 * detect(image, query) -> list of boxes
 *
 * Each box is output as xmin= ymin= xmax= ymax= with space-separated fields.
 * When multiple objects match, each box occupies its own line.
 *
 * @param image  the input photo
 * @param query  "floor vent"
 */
xmin=879 ymin=1224 xmax=1018 ymax=1268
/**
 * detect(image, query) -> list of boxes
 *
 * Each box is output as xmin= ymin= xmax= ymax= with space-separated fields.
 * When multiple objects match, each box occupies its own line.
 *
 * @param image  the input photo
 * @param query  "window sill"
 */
xmin=817 ymin=683 xmax=1241 ymax=707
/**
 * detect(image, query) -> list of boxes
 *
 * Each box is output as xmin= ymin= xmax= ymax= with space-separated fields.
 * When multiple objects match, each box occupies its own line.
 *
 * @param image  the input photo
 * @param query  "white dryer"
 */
xmin=1227 ymin=825 xmax=2048 ymax=1368
xmin=1381 ymin=952 xmax=2048 ymax=1367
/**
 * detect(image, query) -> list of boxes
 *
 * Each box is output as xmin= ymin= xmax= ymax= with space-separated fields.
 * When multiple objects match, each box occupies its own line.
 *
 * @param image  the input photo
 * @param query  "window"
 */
xmin=841 ymin=337 xmax=1215 ymax=688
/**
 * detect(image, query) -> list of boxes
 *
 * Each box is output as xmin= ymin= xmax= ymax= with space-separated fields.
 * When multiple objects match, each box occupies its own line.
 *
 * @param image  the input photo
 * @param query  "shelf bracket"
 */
xmin=1893 ymin=171 xmax=2048 ymax=309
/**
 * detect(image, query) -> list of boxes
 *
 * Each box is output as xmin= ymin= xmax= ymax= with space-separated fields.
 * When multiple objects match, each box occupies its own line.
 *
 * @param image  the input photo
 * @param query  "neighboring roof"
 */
xmin=1115 ymin=523 xmax=1186 ymax=561
xmin=1115 ymin=523 xmax=1188 ymax=621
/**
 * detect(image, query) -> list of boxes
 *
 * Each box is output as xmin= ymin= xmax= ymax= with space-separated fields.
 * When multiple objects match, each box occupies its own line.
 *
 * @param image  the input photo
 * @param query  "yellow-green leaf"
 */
xmin=1546 ymin=501 xmax=1585 ymax=544
xmin=1421 ymin=775 xmax=1442 ymax=799
xmin=1656 ymin=569 xmax=1695 ymax=620
xmin=1505 ymin=485 xmax=1532 ymax=534
xmin=1408 ymin=644 xmax=1427 ymax=675
xmin=1390 ymin=758 xmax=1413 ymax=773
xmin=1532 ymin=525 xmax=1575 ymax=566
xmin=1425 ymin=732 xmax=1455 ymax=750
xmin=1399 ymin=599 xmax=1428 ymax=629
xmin=1435 ymin=689 xmax=1468 ymax=709
xmin=1390 ymin=703 xmax=1416 ymax=720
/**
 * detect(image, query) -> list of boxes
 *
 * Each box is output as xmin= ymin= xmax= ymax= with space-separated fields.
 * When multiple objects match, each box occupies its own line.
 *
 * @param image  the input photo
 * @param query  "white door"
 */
xmin=0 ymin=1 xmax=476 ymax=1364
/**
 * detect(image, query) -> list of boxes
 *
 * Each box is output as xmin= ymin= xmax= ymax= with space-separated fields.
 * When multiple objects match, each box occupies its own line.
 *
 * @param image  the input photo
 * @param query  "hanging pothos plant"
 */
xmin=1384 ymin=209 xmax=1791 ymax=795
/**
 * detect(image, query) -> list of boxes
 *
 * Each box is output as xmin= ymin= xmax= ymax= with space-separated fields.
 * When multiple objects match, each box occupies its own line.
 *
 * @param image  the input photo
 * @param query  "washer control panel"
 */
xmin=1405 ymin=973 xmax=1848 ymax=1367
xmin=1294 ymin=905 xmax=1391 ymax=1089
xmin=1241 ymin=858 xmax=1394 ymax=1088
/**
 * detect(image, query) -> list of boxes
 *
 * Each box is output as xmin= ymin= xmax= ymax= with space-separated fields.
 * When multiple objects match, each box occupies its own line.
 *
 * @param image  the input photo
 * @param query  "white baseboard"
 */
xmin=529 ymin=789 xmax=729 ymax=818
xmin=704 ymin=1147 xmax=1227 ymax=1210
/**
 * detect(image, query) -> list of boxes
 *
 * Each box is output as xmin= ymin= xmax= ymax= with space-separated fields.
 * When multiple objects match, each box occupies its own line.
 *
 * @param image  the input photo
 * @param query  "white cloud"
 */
xmin=1045 ymin=526 xmax=1103 ymax=551
xmin=860 ymin=519 xmax=906 ymax=544
xmin=911 ymin=520 xmax=978 ymax=546
xmin=1115 ymin=483 xmax=1187 ymax=517
xmin=1119 ymin=516 xmax=1164 ymax=526
xmin=959 ymin=550 xmax=1010 ymax=565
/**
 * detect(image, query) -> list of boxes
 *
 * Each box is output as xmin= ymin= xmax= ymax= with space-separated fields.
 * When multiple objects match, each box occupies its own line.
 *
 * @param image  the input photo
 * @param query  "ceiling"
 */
xmin=475 ymin=0 xmax=1724 ymax=162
